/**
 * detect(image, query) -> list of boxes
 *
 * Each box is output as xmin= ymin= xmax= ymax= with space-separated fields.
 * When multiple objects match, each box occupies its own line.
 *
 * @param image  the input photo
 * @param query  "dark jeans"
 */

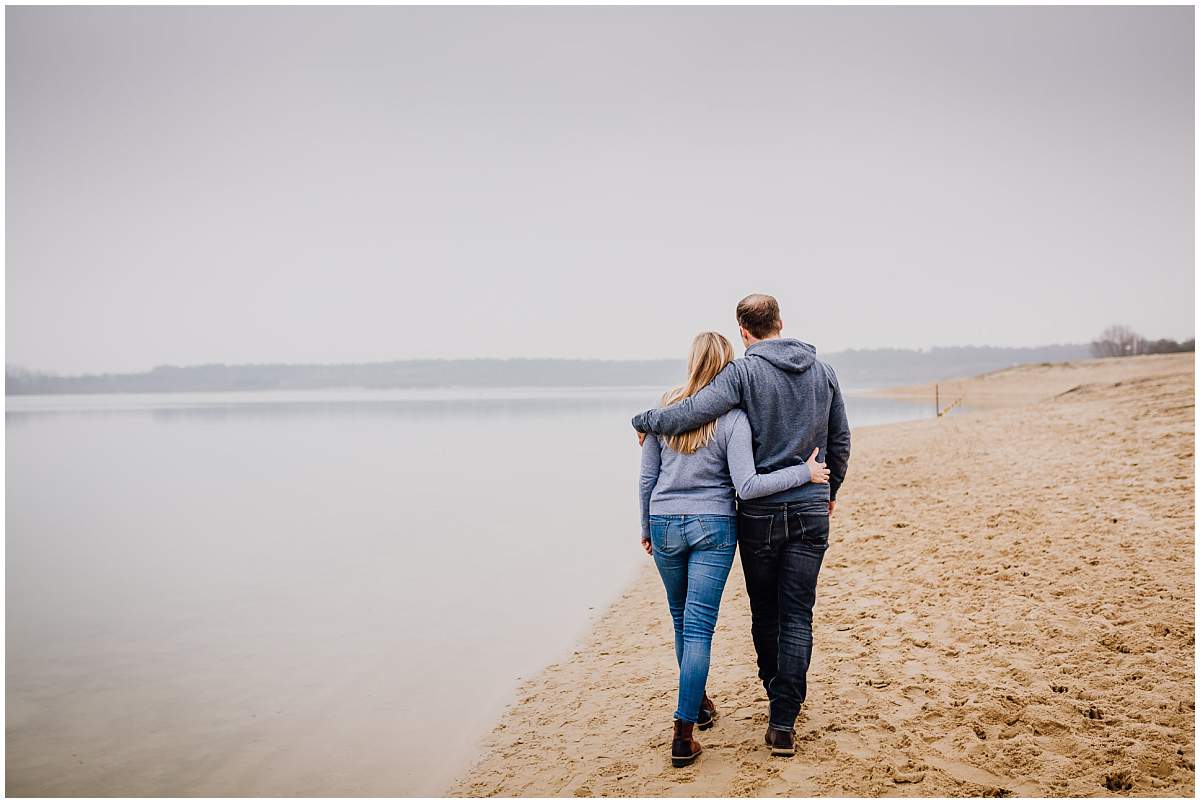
xmin=737 ymin=500 xmax=829 ymax=731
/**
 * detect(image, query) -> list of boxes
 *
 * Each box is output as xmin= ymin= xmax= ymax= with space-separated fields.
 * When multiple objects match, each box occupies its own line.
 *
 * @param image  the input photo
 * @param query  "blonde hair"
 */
xmin=660 ymin=332 xmax=735 ymax=455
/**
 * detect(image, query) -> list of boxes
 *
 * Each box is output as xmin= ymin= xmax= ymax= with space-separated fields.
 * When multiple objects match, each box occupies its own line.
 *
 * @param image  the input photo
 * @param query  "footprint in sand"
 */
xmin=1100 ymin=634 xmax=1132 ymax=654
xmin=597 ymin=761 xmax=637 ymax=778
xmin=1104 ymin=770 xmax=1133 ymax=792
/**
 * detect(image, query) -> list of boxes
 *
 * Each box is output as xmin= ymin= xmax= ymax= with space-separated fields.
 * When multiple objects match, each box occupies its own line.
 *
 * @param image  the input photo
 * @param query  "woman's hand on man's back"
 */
xmin=805 ymin=448 xmax=830 ymax=484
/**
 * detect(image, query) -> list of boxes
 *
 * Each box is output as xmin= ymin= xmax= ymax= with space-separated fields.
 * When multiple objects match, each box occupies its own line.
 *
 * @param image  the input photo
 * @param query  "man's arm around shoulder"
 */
xmin=631 ymin=362 xmax=744 ymax=436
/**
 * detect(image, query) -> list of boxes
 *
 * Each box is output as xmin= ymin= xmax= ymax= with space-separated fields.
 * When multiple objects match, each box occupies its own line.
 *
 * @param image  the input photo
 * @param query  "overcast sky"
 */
xmin=7 ymin=6 xmax=1194 ymax=374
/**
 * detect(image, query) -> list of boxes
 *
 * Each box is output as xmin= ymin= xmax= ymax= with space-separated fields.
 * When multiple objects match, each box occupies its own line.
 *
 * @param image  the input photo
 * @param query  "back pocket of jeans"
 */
xmin=649 ymin=517 xmax=683 ymax=556
xmin=697 ymin=517 xmax=736 ymax=550
xmin=738 ymin=512 xmax=773 ymax=548
xmin=789 ymin=511 xmax=828 ymax=548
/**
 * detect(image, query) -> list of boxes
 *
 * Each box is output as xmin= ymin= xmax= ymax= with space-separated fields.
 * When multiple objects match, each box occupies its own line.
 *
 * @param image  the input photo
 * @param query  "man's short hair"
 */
xmin=736 ymin=294 xmax=782 ymax=339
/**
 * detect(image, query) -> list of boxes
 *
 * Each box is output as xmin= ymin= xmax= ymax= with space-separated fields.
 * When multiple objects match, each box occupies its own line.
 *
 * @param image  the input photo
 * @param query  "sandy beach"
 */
xmin=451 ymin=353 xmax=1195 ymax=797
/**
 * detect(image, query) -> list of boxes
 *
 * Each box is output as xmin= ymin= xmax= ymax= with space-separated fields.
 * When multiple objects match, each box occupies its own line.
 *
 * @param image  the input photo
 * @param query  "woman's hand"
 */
xmin=805 ymin=447 xmax=830 ymax=484
xmin=641 ymin=537 xmax=653 ymax=556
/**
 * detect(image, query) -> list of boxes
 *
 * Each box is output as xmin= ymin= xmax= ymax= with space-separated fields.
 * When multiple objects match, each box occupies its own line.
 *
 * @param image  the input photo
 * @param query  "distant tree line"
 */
xmin=6 ymin=344 xmax=1103 ymax=395
xmin=823 ymin=344 xmax=1091 ymax=387
xmin=4 ymin=359 xmax=686 ymax=396
xmin=1090 ymin=325 xmax=1195 ymax=359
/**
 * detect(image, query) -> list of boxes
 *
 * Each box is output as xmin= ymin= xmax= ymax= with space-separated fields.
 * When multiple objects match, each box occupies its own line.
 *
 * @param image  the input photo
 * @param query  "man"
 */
xmin=631 ymin=293 xmax=851 ymax=757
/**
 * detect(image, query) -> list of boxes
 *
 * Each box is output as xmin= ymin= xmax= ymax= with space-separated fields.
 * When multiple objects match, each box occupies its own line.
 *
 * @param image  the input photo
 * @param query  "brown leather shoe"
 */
xmin=765 ymin=725 xmax=796 ymax=757
xmin=672 ymin=719 xmax=702 ymax=768
xmin=697 ymin=694 xmax=717 ymax=731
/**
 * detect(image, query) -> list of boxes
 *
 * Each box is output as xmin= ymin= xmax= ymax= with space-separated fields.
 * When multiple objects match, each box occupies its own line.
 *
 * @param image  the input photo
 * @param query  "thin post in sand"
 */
xmin=937 ymin=383 xmax=964 ymax=417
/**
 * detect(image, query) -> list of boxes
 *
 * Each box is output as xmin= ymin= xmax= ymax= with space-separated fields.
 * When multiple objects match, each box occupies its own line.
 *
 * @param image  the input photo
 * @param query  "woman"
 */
xmin=638 ymin=331 xmax=828 ymax=768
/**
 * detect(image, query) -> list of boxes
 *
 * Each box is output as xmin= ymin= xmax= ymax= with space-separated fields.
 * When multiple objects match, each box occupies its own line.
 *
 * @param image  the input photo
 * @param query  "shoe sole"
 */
xmin=671 ymin=748 xmax=702 ymax=768
xmin=697 ymin=714 xmax=715 ymax=732
xmin=770 ymin=746 xmax=795 ymax=757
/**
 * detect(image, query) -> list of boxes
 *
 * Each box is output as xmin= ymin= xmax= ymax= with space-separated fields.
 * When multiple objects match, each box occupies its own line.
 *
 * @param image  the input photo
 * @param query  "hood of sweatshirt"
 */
xmin=745 ymin=338 xmax=817 ymax=373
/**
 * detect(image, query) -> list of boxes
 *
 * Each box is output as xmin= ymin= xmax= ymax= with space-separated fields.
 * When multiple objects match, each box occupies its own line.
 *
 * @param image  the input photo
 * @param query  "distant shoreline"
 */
xmin=6 ymin=345 xmax=1097 ymax=396
xmin=866 ymin=352 xmax=1195 ymax=408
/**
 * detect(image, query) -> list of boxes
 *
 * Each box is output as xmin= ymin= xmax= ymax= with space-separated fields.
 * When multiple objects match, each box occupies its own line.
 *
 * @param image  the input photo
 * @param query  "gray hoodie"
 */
xmin=631 ymin=338 xmax=851 ymax=507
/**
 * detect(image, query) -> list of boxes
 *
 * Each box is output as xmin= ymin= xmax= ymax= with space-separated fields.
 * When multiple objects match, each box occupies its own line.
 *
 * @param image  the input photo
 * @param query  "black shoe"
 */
xmin=672 ymin=719 xmax=703 ymax=768
xmin=697 ymin=695 xmax=717 ymax=731
xmin=765 ymin=725 xmax=796 ymax=757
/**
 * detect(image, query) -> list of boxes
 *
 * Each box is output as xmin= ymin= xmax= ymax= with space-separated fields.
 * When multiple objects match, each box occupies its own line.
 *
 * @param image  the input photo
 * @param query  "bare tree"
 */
xmin=1091 ymin=325 xmax=1144 ymax=358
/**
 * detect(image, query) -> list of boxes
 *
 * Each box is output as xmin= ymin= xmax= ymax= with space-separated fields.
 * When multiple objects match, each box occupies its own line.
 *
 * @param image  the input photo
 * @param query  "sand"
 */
xmin=451 ymin=353 xmax=1195 ymax=797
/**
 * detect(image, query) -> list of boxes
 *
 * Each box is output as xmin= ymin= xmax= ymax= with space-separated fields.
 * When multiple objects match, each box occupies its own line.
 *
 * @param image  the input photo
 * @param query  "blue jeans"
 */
xmin=649 ymin=514 xmax=737 ymax=724
xmin=737 ymin=500 xmax=829 ymax=731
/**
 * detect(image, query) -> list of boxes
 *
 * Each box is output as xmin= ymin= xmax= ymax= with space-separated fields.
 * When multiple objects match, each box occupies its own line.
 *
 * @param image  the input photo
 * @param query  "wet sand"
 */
xmin=451 ymin=353 xmax=1195 ymax=797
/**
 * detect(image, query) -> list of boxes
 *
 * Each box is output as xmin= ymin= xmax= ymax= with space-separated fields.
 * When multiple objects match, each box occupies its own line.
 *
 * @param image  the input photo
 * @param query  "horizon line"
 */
xmin=3 ymin=340 xmax=1138 ymax=378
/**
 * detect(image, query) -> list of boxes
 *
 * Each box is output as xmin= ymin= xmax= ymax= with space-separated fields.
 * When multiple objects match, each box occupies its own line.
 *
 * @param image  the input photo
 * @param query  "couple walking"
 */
xmin=633 ymin=293 xmax=851 ymax=768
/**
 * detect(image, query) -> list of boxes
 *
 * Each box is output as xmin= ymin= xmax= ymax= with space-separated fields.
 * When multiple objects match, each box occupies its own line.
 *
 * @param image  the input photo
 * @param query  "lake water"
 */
xmin=6 ymin=386 xmax=939 ymax=795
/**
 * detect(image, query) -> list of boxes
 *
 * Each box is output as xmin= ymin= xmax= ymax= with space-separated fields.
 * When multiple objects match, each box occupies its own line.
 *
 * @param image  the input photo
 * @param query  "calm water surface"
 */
xmin=6 ymin=386 xmax=939 ymax=795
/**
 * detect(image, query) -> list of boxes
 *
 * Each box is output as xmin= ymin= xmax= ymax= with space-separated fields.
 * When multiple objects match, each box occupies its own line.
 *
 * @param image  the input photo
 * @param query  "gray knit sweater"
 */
xmin=633 ymin=338 xmax=850 ymax=505
xmin=638 ymin=408 xmax=812 ymax=539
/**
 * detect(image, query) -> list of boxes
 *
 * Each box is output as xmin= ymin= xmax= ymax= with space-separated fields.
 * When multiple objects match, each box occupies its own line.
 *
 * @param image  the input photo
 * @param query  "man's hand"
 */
xmin=828 ymin=500 xmax=837 ymax=516
xmin=637 ymin=431 xmax=647 ymax=447
xmin=641 ymin=537 xmax=653 ymax=555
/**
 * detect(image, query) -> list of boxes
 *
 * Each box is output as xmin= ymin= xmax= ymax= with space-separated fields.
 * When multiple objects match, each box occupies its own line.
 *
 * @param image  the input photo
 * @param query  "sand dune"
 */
xmin=870 ymin=352 xmax=1192 ymax=408
xmin=452 ymin=353 xmax=1195 ymax=797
